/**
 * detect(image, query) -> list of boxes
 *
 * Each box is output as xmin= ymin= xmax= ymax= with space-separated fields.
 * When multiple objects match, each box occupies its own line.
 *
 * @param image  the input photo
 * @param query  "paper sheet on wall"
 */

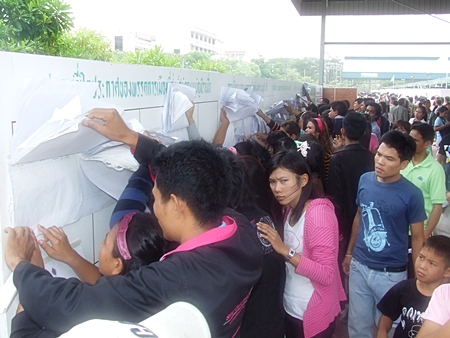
xmin=80 ymin=144 xmax=138 ymax=200
xmin=266 ymin=101 xmax=290 ymax=118
xmin=10 ymin=155 xmax=83 ymax=227
xmin=246 ymin=86 xmax=263 ymax=108
xmin=78 ymin=162 xmax=116 ymax=216
xmin=162 ymin=83 xmax=196 ymax=133
xmin=10 ymin=79 xmax=124 ymax=165
xmin=9 ymin=154 xmax=115 ymax=228
xmin=220 ymin=87 xmax=259 ymax=122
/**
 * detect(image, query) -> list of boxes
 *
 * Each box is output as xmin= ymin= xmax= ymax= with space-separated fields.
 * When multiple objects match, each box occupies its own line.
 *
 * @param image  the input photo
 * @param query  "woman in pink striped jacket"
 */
xmin=258 ymin=150 xmax=346 ymax=338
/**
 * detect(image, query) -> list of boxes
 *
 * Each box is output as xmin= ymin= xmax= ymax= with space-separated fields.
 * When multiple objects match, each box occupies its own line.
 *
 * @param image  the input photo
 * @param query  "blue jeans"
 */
xmin=348 ymin=258 xmax=406 ymax=338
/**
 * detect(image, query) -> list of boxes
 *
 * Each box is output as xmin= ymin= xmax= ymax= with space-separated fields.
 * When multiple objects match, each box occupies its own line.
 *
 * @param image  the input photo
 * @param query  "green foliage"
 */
xmin=177 ymin=51 xmax=212 ymax=68
xmin=0 ymin=0 xmax=73 ymax=53
xmin=222 ymin=59 xmax=261 ymax=77
xmin=251 ymin=57 xmax=320 ymax=82
xmin=191 ymin=59 xmax=226 ymax=73
xmin=57 ymin=28 xmax=113 ymax=61
xmin=119 ymin=45 xmax=181 ymax=67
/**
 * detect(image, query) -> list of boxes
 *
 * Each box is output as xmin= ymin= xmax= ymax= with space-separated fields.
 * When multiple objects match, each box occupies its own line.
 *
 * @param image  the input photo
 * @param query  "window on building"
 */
xmin=212 ymin=39 xmax=215 ymax=45
xmin=174 ymin=49 xmax=180 ymax=54
xmin=115 ymin=36 xmax=123 ymax=51
xmin=191 ymin=32 xmax=194 ymax=38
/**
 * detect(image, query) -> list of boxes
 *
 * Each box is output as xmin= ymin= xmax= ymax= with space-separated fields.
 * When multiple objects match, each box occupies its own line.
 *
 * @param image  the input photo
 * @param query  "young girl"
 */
xmin=36 ymin=164 xmax=166 ymax=284
xmin=257 ymin=150 xmax=345 ymax=338
xmin=37 ymin=211 xmax=165 ymax=284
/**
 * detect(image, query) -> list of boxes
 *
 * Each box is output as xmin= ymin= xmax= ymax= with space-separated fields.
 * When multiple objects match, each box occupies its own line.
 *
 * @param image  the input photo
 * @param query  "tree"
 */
xmin=222 ymin=59 xmax=261 ymax=77
xmin=57 ymin=28 xmax=113 ymax=61
xmin=0 ymin=0 xmax=73 ymax=53
xmin=178 ymin=51 xmax=212 ymax=69
xmin=120 ymin=45 xmax=181 ymax=67
xmin=191 ymin=59 xmax=226 ymax=73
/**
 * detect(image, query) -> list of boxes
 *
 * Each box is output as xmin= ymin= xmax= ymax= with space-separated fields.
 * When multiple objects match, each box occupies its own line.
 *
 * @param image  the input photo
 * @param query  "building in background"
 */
xmin=112 ymin=30 xmax=157 ymax=51
xmin=223 ymin=51 xmax=246 ymax=59
xmin=190 ymin=27 xmax=223 ymax=54
xmin=343 ymin=56 xmax=449 ymax=89
xmin=110 ymin=26 xmax=223 ymax=54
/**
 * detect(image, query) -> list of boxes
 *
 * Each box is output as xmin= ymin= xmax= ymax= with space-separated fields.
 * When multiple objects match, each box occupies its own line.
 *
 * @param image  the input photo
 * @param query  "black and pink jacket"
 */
xmin=12 ymin=134 xmax=263 ymax=338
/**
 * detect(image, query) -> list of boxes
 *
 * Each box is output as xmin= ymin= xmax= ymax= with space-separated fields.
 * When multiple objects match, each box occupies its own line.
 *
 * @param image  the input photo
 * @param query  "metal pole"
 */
xmin=318 ymin=0 xmax=326 ymax=86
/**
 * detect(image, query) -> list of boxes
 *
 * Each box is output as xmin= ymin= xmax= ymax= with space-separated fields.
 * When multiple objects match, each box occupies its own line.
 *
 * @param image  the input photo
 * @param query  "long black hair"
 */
xmin=112 ymin=212 xmax=166 ymax=274
xmin=268 ymin=151 xmax=315 ymax=224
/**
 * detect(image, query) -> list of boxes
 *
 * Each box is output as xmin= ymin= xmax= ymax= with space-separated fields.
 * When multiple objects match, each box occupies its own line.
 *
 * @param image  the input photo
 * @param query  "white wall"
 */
xmin=0 ymin=51 xmax=303 ymax=337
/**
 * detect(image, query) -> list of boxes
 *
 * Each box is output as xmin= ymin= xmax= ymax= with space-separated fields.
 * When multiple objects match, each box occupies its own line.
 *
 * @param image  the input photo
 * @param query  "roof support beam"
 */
xmin=325 ymin=42 xmax=450 ymax=45
xmin=318 ymin=0 xmax=326 ymax=86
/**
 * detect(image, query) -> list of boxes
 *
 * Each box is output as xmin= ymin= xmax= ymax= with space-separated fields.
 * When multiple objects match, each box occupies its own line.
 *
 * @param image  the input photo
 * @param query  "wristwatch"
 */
xmin=286 ymin=248 xmax=296 ymax=262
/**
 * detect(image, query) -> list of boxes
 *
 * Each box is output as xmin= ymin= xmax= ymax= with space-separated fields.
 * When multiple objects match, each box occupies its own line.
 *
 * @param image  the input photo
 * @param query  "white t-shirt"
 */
xmin=409 ymin=118 xmax=426 ymax=124
xmin=283 ymin=212 xmax=314 ymax=320
xmin=422 ymin=283 xmax=450 ymax=326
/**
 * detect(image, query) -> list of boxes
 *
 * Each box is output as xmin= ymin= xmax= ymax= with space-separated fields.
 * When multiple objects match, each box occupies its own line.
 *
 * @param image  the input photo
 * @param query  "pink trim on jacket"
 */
xmin=287 ymin=198 xmax=346 ymax=338
xmin=160 ymin=216 xmax=237 ymax=261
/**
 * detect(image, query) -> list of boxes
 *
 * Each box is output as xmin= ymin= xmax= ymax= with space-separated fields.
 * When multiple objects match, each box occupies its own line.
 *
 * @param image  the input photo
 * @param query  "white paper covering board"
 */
xmin=220 ymin=86 xmax=259 ymax=123
xmin=10 ymin=79 xmax=124 ymax=165
xmin=10 ymin=155 xmax=83 ymax=227
xmin=162 ymin=83 xmax=196 ymax=133
xmin=80 ymin=145 xmax=137 ymax=200
xmin=266 ymin=100 xmax=289 ymax=117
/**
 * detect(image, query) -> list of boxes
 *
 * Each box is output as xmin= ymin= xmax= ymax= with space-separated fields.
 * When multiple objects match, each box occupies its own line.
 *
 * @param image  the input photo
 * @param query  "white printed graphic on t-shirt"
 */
xmin=361 ymin=202 xmax=390 ymax=252
xmin=401 ymin=306 xmax=425 ymax=338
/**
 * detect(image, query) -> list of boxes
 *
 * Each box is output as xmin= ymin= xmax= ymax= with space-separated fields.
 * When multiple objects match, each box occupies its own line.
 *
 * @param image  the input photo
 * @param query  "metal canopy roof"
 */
xmin=291 ymin=0 xmax=450 ymax=16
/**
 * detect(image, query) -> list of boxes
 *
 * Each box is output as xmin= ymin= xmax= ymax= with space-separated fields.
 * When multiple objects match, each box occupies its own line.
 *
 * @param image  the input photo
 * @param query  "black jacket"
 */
xmin=12 ymin=135 xmax=263 ymax=338
xmin=328 ymin=143 xmax=374 ymax=241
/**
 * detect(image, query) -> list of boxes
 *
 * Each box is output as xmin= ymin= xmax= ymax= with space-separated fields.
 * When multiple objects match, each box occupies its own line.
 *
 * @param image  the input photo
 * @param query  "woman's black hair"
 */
xmin=305 ymin=117 xmax=332 ymax=154
xmin=234 ymin=141 xmax=259 ymax=159
xmin=359 ymin=114 xmax=372 ymax=150
xmin=436 ymin=105 xmax=448 ymax=116
xmin=392 ymin=120 xmax=411 ymax=134
xmin=306 ymin=104 xmax=318 ymax=114
xmin=301 ymin=112 xmax=318 ymax=130
xmin=112 ymin=212 xmax=166 ymax=274
xmin=297 ymin=139 xmax=325 ymax=191
xmin=273 ymin=137 xmax=297 ymax=155
xmin=321 ymin=116 xmax=334 ymax=136
xmin=268 ymin=151 xmax=315 ymax=225
xmin=281 ymin=120 xmax=300 ymax=139
xmin=267 ymin=131 xmax=289 ymax=154
xmin=216 ymin=148 xmax=257 ymax=211
xmin=415 ymin=105 xmax=428 ymax=122
xmin=241 ymin=155 xmax=273 ymax=215
xmin=380 ymin=101 xmax=388 ymax=114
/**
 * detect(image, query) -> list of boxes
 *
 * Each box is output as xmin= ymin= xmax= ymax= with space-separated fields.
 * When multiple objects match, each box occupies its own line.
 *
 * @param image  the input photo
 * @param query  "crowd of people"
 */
xmin=3 ymin=93 xmax=450 ymax=338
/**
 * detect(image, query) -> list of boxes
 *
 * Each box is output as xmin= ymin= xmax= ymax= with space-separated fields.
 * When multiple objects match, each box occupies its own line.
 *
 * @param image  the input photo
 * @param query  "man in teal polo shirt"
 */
xmin=401 ymin=123 xmax=446 ymax=238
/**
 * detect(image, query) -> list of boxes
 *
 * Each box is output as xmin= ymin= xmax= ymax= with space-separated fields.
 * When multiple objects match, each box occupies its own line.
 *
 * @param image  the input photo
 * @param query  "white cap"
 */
xmin=60 ymin=302 xmax=211 ymax=338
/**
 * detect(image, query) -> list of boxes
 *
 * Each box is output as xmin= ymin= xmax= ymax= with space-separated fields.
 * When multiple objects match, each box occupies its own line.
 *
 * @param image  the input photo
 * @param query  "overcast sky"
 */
xmin=67 ymin=0 xmax=450 ymax=60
